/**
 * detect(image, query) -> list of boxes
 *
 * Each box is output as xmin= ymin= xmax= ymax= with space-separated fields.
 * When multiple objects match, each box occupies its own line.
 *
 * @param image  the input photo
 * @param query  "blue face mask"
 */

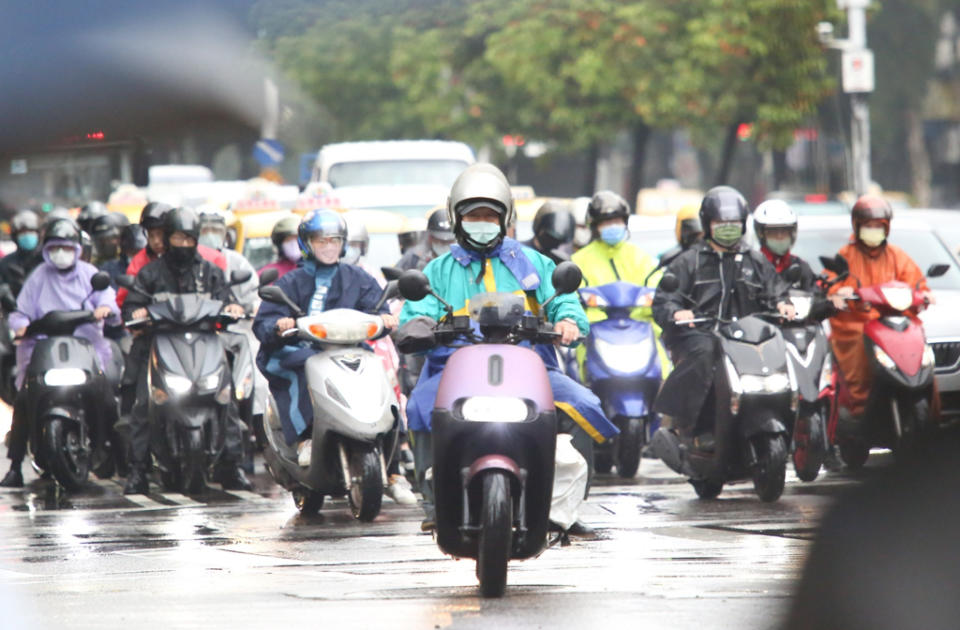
xmin=600 ymin=225 xmax=627 ymax=245
xmin=462 ymin=221 xmax=501 ymax=246
xmin=17 ymin=233 xmax=38 ymax=251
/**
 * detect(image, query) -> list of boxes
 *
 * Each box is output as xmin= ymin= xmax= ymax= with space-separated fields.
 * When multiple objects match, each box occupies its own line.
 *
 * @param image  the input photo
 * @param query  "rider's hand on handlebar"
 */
xmin=674 ymin=309 xmax=696 ymax=327
xmin=15 ymin=327 xmax=25 ymax=338
xmin=829 ymin=286 xmax=855 ymax=311
xmin=131 ymin=308 xmax=148 ymax=320
xmin=922 ymin=290 xmax=936 ymax=306
xmin=554 ymin=319 xmax=579 ymax=345
xmin=276 ymin=317 xmax=296 ymax=334
xmin=777 ymin=301 xmax=796 ymax=320
xmin=380 ymin=314 xmax=399 ymax=330
xmin=93 ymin=306 xmax=113 ymax=321
xmin=223 ymin=303 xmax=244 ymax=318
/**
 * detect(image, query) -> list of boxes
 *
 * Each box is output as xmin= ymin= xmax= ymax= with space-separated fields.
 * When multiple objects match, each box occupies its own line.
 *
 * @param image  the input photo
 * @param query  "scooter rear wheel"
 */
xmin=477 ymin=470 xmax=512 ymax=598
xmin=347 ymin=447 xmax=383 ymax=522
xmin=44 ymin=419 xmax=90 ymax=491
xmin=691 ymin=479 xmax=723 ymax=500
xmin=752 ymin=434 xmax=787 ymax=503
xmin=616 ymin=417 xmax=644 ymax=479
xmin=839 ymin=438 xmax=869 ymax=470
xmin=293 ymin=487 xmax=325 ymax=515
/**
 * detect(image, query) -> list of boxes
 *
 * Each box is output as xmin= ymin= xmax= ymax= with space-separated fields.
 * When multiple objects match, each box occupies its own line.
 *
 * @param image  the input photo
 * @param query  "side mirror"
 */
xmin=115 ymin=274 xmax=135 ymax=290
xmin=373 ymin=280 xmax=400 ymax=312
xmin=381 ymin=266 xmax=403 ymax=281
xmin=927 ymin=263 xmax=950 ymax=278
xmin=230 ymin=270 xmax=252 ymax=286
xmin=819 ymin=254 xmax=849 ymax=275
xmin=258 ymin=285 xmax=305 ymax=318
xmin=551 ymin=261 xmax=582 ymax=295
xmin=783 ymin=265 xmax=802 ymax=284
xmin=259 ymin=268 xmax=279 ymax=287
xmin=398 ymin=270 xmax=432 ymax=302
xmin=659 ymin=273 xmax=680 ymax=293
xmin=90 ymin=271 xmax=111 ymax=292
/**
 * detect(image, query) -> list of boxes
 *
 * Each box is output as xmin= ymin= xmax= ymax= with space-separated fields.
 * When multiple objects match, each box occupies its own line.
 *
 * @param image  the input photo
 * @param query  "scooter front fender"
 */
xmin=464 ymin=454 xmax=522 ymax=488
xmin=740 ymin=414 xmax=788 ymax=439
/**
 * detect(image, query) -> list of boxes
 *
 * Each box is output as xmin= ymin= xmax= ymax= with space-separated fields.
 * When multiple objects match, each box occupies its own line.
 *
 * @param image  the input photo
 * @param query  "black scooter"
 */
xmin=651 ymin=273 xmax=797 ymax=502
xmin=17 ymin=272 xmax=116 ymax=490
xmin=120 ymin=273 xmax=248 ymax=494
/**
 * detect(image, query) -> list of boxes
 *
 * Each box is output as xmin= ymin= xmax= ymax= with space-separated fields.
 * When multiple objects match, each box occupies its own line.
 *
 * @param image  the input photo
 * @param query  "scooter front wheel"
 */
xmin=793 ymin=411 xmax=825 ymax=483
xmin=477 ymin=470 xmax=512 ymax=598
xmin=839 ymin=437 xmax=869 ymax=470
xmin=347 ymin=446 xmax=383 ymax=522
xmin=616 ymin=417 xmax=644 ymax=479
xmin=752 ymin=434 xmax=787 ymax=503
xmin=293 ymin=487 xmax=325 ymax=515
xmin=180 ymin=429 xmax=207 ymax=495
xmin=44 ymin=418 xmax=90 ymax=491
xmin=691 ymin=479 xmax=723 ymax=500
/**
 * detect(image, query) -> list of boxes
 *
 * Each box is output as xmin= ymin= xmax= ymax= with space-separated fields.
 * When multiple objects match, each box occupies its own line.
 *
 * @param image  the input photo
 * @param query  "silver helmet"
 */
xmin=446 ymin=163 xmax=514 ymax=253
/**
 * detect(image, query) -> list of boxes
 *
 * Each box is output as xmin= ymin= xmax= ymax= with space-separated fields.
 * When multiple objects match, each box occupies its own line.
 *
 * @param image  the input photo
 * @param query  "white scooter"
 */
xmin=258 ymin=281 xmax=401 ymax=521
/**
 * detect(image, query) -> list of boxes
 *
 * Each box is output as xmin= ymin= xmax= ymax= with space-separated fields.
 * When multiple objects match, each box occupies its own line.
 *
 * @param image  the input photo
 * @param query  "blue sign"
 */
xmin=253 ymin=139 xmax=285 ymax=167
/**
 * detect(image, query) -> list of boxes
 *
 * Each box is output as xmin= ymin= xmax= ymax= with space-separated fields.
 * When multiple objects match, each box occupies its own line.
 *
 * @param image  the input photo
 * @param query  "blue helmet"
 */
xmin=297 ymin=209 xmax=348 ymax=259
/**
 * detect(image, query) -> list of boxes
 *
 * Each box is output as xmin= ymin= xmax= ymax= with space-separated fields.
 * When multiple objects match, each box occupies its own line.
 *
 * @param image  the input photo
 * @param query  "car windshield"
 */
xmin=243 ymin=237 xmax=277 ymax=270
xmin=792 ymin=228 xmax=960 ymax=290
xmin=327 ymin=159 xmax=470 ymax=188
xmin=783 ymin=201 xmax=849 ymax=215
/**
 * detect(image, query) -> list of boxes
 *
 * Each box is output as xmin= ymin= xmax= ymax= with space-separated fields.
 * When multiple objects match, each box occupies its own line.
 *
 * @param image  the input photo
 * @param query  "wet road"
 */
xmin=0 ymin=455 xmax=870 ymax=630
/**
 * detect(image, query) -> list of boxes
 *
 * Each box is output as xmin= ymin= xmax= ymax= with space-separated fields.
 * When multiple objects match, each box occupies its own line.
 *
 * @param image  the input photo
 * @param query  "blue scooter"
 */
xmin=579 ymin=282 xmax=662 ymax=478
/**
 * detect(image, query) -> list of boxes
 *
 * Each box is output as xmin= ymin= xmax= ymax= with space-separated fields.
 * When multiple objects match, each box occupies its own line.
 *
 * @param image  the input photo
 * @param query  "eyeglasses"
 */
xmin=310 ymin=236 xmax=343 ymax=246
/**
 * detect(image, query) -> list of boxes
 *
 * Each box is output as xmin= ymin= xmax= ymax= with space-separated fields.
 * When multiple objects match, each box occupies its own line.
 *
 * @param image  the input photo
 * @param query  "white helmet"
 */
xmin=753 ymin=199 xmax=798 ymax=251
xmin=342 ymin=213 xmax=370 ymax=264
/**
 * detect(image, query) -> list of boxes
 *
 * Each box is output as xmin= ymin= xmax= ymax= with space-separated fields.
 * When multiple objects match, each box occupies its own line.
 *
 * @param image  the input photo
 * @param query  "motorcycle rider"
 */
xmin=0 ymin=218 xmax=120 ymax=487
xmin=570 ymin=197 xmax=592 ymax=252
xmin=658 ymin=206 xmax=704 ymax=267
xmin=0 ymin=210 xmax=43 ymax=297
xmin=753 ymin=200 xmax=817 ymax=290
xmin=100 ymin=220 xmax=144 ymax=286
xmin=90 ymin=213 xmax=131 ymax=279
xmin=523 ymin=201 xmax=576 ymax=265
xmin=197 ymin=207 xmax=259 ymax=313
xmin=397 ymin=209 xmax=456 ymax=271
xmin=253 ymin=210 xmax=397 ymax=466
xmin=652 ymin=186 xmax=795 ymax=449
xmin=826 ymin=195 xmax=933 ymax=431
xmin=122 ymin=207 xmax=248 ymax=494
xmin=258 ymin=215 xmax=301 ymax=280
xmin=400 ymin=163 xmax=617 ymax=533
xmin=76 ymin=201 xmax=108 ymax=236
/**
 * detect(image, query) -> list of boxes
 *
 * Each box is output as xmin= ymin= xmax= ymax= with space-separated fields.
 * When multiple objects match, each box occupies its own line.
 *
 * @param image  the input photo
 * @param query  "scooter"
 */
xmin=257 ymin=274 xmax=401 ymax=521
xmin=395 ymin=262 xmax=582 ymax=598
xmin=578 ymin=282 xmax=661 ymax=478
xmin=820 ymin=255 xmax=945 ymax=469
xmin=651 ymin=273 xmax=797 ymax=502
xmin=17 ymin=272 xmax=116 ymax=490
xmin=121 ymin=273 xmax=249 ymax=494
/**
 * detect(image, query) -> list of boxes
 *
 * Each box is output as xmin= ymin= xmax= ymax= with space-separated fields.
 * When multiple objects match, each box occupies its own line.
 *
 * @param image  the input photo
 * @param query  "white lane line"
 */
xmin=221 ymin=489 xmax=271 ymax=503
xmin=122 ymin=493 xmax=166 ymax=509
xmin=159 ymin=493 xmax=203 ymax=507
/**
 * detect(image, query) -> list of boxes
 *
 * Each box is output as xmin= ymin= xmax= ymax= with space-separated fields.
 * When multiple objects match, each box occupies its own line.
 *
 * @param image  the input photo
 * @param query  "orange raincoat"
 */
xmin=828 ymin=239 xmax=929 ymax=415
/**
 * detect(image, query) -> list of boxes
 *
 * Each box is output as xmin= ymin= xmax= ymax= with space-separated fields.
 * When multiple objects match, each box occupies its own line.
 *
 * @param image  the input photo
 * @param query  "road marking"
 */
xmin=160 ymin=493 xmax=203 ymax=507
xmin=122 ymin=493 xmax=166 ymax=509
xmin=221 ymin=489 xmax=271 ymax=503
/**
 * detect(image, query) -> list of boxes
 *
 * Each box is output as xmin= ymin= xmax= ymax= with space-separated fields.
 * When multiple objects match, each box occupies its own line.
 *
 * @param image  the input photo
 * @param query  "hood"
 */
xmin=41 ymin=239 xmax=84 ymax=271
xmin=919 ymin=289 xmax=960 ymax=340
xmin=331 ymin=185 xmax=448 ymax=213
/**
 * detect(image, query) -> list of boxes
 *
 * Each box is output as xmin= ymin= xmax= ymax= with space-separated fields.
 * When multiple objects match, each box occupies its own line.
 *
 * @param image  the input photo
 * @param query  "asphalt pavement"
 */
xmin=0 ymin=452 xmax=876 ymax=630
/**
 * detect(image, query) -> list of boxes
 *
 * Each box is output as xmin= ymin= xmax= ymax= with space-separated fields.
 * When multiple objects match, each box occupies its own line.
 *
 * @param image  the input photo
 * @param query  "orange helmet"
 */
xmin=851 ymin=195 xmax=893 ymax=235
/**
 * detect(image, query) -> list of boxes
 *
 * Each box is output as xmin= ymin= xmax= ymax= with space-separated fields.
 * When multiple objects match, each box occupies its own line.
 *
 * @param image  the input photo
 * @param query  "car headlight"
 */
xmin=44 ymin=368 xmax=87 ymax=386
xmin=199 ymin=371 xmax=221 ymax=392
xmin=164 ymin=374 xmax=193 ymax=394
xmin=460 ymin=396 xmax=530 ymax=423
xmin=873 ymin=345 xmax=897 ymax=370
xmin=922 ymin=344 xmax=935 ymax=367
xmin=739 ymin=372 xmax=791 ymax=394
xmin=594 ymin=337 xmax=654 ymax=373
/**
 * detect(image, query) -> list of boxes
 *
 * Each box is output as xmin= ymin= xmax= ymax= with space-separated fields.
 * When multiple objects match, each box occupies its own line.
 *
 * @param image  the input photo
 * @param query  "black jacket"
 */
xmin=778 ymin=254 xmax=818 ymax=292
xmin=122 ymin=252 xmax=233 ymax=320
xmin=397 ymin=243 xmax=432 ymax=271
xmin=653 ymin=241 xmax=786 ymax=338
xmin=0 ymin=248 xmax=42 ymax=298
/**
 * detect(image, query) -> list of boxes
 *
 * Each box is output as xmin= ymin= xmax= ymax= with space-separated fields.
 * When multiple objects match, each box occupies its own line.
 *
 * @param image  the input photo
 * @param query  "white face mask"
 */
xmin=312 ymin=241 xmax=341 ymax=265
xmin=49 ymin=248 xmax=76 ymax=270
xmin=859 ymin=226 xmax=886 ymax=248
xmin=281 ymin=239 xmax=301 ymax=262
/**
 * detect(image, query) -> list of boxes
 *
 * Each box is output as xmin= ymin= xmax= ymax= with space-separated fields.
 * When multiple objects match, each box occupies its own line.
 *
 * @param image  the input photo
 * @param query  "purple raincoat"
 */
xmin=9 ymin=240 xmax=119 ymax=388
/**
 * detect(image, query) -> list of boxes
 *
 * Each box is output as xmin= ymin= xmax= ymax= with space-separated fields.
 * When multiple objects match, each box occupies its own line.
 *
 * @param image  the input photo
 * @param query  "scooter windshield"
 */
xmin=148 ymin=294 xmax=224 ymax=326
xmin=720 ymin=316 xmax=777 ymax=345
xmin=468 ymin=292 xmax=526 ymax=328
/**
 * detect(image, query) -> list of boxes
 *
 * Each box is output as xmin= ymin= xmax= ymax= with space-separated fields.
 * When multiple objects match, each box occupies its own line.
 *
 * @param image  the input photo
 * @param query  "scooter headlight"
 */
xmin=44 ymin=368 xmax=87 ymax=386
xmin=881 ymin=286 xmax=913 ymax=312
xmin=199 ymin=371 xmax=221 ymax=392
xmin=922 ymin=344 xmax=935 ymax=368
xmin=873 ymin=345 xmax=897 ymax=370
xmin=739 ymin=372 xmax=791 ymax=394
xmin=164 ymin=374 xmax=193 ymax=394
xmin=594 ymin=337 xmax=653 ymax=373
xmin=460 ymin=396 xmax=530 ymax=423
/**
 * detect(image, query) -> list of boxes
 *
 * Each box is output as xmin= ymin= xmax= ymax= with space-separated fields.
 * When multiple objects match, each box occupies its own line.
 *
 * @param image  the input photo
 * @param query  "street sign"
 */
xmin=842 ymin=49 xmax=875 ymax=93
xmin=253 ymin=138 xmax=285 ymax=167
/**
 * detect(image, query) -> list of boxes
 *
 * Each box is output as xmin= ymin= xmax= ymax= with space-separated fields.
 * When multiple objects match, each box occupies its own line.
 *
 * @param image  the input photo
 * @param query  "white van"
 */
xmin=310 ymin=140 xmax=475 ymax=217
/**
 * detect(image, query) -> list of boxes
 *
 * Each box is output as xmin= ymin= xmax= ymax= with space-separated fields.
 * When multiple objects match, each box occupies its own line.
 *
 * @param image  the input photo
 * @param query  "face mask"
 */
xmin=198 ymin=233 xmax=223 ymax=250
xmin=574 ymin=227 xmax=591 ymax=248
xmin=17 ymin=233 xmax=38 ymax=251
xmin=431 ymin=241 xmax=451 ymax=257
xmin=312 ymin=242 xmax=341 ymax=265
xmin=765 ymin=236 xmax=792 ymax=257
xmin=282 ymin=239 xmax=301 ymax=262
xmin=461 ymin=221 xmax=501 ymax=246
xmin=711 ymin=222 xmax=743 ymax=248
xmin=859 ymin=226 xmax=886 ymax=248
xmin=167 ymin=245 xmax=195 ymax=268
xmin=343 ymin=245 xmax=361 ymax=265
xmin=600 ymin=225 xmax=627 ymax=246
xmin=49 ymin=248 xmax=76 ymax=270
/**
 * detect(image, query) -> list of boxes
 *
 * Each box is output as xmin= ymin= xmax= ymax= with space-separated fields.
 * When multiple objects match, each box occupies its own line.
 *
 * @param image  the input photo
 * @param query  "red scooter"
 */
xmin=821 ymin=255 xmax=947 ymax=468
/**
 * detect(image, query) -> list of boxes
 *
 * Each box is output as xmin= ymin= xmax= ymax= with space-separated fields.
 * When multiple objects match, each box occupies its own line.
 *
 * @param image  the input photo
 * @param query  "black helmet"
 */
xmin=586 ymin=191 xmax=630 ymax=237
xmin=699 ymin=186 xmax=749 ymax=239
xmin=11 ymin=209 xmax=39 ymax=234
xmin=42 ymin=217 xmax=82 ymax=246
xmin=270 ymin=215 xmax=300 ymax=250
xmin=120 ymin=223 xmax=147 ymax=255
xmin=77 ymin=201 xmax=108 ymax=233
xmin=427 ymin=208 xmax=454 ymax=240
xmin=163 ymin=206 xmax=201 ymax=241
xmin=140 ymin=201 xmax=174 ymax=230
xmin=532 ymin=201 xmax=576 ymax=251
xmin=90 ymin=212 xmax=129 ymax=239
